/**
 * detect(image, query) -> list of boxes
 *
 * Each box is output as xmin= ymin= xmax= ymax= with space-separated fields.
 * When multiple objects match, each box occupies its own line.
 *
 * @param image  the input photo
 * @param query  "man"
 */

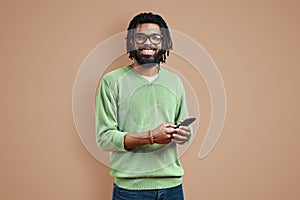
xmin=96 ymin=12 xmax=192 ymax=200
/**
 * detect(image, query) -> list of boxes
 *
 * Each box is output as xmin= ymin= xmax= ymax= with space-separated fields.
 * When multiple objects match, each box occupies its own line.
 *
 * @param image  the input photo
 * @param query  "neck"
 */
xmin=131 ymin=61 xmax=159 ymax=77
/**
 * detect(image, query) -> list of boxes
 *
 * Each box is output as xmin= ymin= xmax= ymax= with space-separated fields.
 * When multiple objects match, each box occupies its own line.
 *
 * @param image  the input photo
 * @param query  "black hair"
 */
xmin=126 ymin=12 xmax=173 ymax=63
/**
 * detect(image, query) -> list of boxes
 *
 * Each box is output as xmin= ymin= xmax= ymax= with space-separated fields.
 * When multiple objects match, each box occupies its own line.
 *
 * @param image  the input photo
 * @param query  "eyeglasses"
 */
xmin=134 ymin=33 xmax=163 ymax=45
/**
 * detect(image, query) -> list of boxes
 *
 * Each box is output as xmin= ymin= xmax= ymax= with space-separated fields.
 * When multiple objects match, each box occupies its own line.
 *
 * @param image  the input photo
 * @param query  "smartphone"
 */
xmin=176 ymin=117 xmax=196 ymax=128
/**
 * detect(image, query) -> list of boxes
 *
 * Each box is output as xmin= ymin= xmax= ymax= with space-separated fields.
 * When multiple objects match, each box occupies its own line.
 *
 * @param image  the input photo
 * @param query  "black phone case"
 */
xmin=176 ymin=117 xmax=196 ymax=128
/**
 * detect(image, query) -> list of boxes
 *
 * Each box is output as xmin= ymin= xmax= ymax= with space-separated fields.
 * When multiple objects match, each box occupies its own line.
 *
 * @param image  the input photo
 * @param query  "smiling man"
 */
xmin=96 ymin=12 xmax=192 ymax=200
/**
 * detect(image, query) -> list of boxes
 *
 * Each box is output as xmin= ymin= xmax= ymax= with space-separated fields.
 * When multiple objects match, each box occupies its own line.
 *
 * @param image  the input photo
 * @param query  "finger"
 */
xmin=165 ymin=122 xmax=176 ymax=128
xmin=165 ymin=128 xmax=179 ymax=135
xmin=172 ymin=133 xmax=188 ymax=142
xmin=176 ymin=128 xmax=190 ymax=137
xmin=171 ymin=136 xmax=187 ymax=145
xmin=172 ymin=139 xmax=185 ymax=145
xmin=178 ymin=126 xmax=191 ymax=132
xmin=166 ymin=133 xmax=173 ymax=139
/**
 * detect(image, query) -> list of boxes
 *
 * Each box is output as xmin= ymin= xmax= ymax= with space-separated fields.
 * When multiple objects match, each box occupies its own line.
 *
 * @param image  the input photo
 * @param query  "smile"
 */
xmin=140 ymin=49 xmax=156 ymax=55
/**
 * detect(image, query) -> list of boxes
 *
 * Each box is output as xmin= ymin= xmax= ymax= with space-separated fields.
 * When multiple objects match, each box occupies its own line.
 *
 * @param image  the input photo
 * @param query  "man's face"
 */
xmin=132 ymin=23 xmax=163 ymax=67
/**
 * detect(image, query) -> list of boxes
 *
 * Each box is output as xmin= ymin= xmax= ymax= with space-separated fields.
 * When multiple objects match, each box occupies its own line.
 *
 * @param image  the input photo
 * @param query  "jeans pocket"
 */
xmin=113 ymin=184 xmax=136 ymax=200
xmin=165 ymin=184 xmax=184 ymax=200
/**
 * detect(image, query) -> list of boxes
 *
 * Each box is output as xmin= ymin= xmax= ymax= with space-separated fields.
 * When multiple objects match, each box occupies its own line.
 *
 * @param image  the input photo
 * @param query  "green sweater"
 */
xmin=95 ymin=65 xmax=189 ymax=190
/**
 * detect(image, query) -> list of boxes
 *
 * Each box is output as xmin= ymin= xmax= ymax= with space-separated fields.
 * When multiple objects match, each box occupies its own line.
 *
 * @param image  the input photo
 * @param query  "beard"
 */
xmin=131 ymin=45 xmax=163 ymax=68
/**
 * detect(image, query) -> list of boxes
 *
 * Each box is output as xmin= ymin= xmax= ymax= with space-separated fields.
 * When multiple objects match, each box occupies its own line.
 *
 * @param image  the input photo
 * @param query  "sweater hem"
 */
xmin=114 ymin=177 xmax=182 ymax=190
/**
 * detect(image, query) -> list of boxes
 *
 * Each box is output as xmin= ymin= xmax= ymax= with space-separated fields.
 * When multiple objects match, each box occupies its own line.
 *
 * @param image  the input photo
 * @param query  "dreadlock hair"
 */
xmin=126 ymin=12 xmax=173 ymax=64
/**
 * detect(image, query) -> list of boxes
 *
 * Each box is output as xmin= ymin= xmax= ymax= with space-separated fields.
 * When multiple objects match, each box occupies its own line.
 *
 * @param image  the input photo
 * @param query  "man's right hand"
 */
xmin=151 ymin=122 xmax=178 ymax=144
xmin=124 ymin=122 xmax=178 ymax=150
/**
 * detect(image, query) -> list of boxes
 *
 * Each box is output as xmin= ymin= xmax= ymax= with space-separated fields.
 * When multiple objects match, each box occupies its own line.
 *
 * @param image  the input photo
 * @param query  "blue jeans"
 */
xmin=112 ymin=183 xmax=184 ymax=200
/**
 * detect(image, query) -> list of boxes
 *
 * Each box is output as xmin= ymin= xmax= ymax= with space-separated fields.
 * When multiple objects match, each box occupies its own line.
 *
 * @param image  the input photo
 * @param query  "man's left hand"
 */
xmin=171 ymin=124 xmax=191 ymax=145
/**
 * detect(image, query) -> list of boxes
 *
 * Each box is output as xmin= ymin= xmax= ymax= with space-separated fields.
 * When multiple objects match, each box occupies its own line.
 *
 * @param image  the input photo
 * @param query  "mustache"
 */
xmin=137 ymin=45 xmax=158 ymax=51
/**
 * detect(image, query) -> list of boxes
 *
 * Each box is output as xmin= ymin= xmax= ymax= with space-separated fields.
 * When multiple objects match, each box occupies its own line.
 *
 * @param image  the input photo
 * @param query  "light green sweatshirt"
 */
xmin=95 ymin=65 xmax=189 ymax=190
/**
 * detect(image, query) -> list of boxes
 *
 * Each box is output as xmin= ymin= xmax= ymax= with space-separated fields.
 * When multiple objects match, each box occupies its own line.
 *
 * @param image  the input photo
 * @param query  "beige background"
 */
xmin=1 ymin=0 xmax=299 ymax=199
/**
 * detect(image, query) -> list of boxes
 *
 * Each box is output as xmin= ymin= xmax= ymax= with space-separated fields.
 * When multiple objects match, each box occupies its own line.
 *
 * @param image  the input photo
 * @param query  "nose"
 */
xmin=144 ymin=38 xmax=152 ymax=45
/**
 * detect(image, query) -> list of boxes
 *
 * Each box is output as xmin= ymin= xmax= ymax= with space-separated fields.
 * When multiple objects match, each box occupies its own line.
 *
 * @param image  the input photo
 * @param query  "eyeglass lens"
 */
xmin=134 ymin=33 xmax=163 ymax=44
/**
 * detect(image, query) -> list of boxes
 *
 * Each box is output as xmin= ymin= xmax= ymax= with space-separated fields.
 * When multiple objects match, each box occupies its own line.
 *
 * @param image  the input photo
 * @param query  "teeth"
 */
xmin=142 ymin=49 xmax=154 ymax=54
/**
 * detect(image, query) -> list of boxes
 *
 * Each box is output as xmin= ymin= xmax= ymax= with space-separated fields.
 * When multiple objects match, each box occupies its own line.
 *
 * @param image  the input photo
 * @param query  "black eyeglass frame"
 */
xmin=134 ymin=33 xmax=164 ymax=45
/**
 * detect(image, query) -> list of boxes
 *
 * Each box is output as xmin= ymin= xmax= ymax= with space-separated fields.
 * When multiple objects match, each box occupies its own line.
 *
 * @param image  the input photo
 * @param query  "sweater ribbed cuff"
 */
xmin=114 ymin=131 xmax=127 ymax=151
